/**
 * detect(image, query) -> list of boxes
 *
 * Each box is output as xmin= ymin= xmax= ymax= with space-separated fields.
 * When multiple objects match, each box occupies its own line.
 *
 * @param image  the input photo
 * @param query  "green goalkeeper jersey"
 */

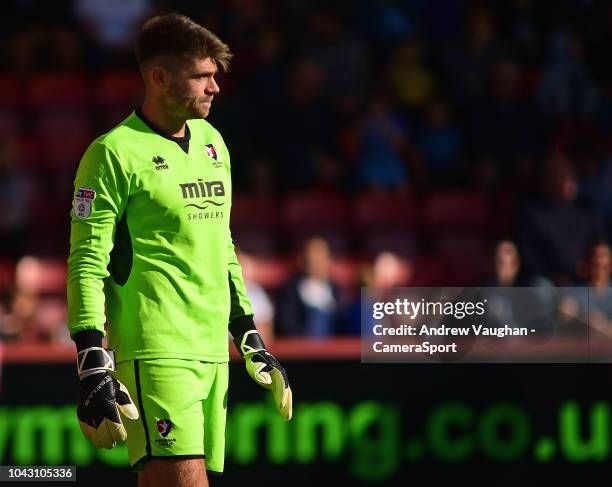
xmin=67 ymin=111 xmax=253 ymax=362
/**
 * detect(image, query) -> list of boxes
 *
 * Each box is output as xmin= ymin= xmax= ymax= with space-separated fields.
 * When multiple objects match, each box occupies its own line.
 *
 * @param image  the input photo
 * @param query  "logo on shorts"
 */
xmin=156 ymin=419 xmax=173 ymax=438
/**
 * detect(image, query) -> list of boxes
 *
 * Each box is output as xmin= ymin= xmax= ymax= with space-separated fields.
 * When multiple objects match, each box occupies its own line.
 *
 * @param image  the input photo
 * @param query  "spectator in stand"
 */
xmin=469 ymin=58 xmax=545 ymax=167
xmin=74 ymin=0 xmax=153 ymax=68
xmin=371 ymin=251 xmax=412 ymax=288
xmin=275 ymin=237 xmax=341 ymax=338
xmin=1 ymin=256 xmax=70 ymax=343
xmin=236 ymin=249 xmax=275 ymax=344
xmin=490 ymin=240 xmax=522 ymax=286
xmin=303 ymin=7 xmax=370 ymax=99
xmin=12 ymin=23 xmax=81 ymax=71
xmin=539 ymin=31 xmax=600 ymax=119
xmin=357 ymin=91 xmax=412 ymax=190
xmin=276 ymin=57 xmax=332 ymax=190
xmin=576 ymin=147 xmax=612 ymax=239
xmin=387 ymin=37 xmax=436 ymax=115
xmin=75 ymin=0 xmax=152 ymax=49
xmin=416 ymin=97 xmax=463 ymax=186
xmin=559 ymin=240 xmax=612 ymax=336
xmin=243 ymin=27 xmax=287 ymax=159
xmin=519 ymin=151 xmax=604 ymax=285
xmin=343 ymin=251 xmax=413 ymax=335
xmin=484 ymin=240 xmax=550 ymax=287
xmin=444 ymin=6 xmax=506 ymax=106
xmin=482 ymin=240 xmax=556 ymax=335
xmin=0 ymin=291 xmax=17 ymax=341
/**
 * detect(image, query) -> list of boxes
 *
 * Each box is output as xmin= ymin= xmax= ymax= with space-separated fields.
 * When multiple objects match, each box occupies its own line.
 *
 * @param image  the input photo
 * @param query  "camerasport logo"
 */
xmin=156 ymin=419 xmax=173 ymax=437
xmin=205 ymin=144 xmax=223 ymax=168
xmin=73 ymin=187 xmax=96 ymax=219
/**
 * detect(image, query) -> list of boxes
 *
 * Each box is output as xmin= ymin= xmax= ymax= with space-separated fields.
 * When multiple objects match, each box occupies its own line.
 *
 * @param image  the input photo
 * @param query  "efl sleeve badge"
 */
xmin=73 ymin=187 xmax=97 ymax=219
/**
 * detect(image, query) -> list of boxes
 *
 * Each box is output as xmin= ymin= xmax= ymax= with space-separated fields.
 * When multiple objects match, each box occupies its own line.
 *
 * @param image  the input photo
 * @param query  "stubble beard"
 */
xmin=167 ymin=84 xmax=209 ymax=121
xmin=191 ymin=98 xmax=210 ymax=119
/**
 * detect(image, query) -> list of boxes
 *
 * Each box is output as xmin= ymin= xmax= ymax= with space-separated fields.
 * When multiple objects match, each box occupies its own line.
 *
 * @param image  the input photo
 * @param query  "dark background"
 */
xmin=1 ymin=0 xmax=612 ymax=485
xmin=2 ymin=0 xmax=612 ymax=338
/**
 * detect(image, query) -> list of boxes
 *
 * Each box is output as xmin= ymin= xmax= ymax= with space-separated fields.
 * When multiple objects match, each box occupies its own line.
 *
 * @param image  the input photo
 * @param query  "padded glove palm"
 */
xmin=76 ymin=347 xmax=139 ymax=448
xmin=236 ymin=330 xmax=292 ymax=421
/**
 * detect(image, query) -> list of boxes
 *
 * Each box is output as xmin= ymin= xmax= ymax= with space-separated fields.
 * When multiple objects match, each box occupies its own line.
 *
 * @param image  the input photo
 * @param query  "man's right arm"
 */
xmin=67 ymin=139 xmax=138 ymax=449
xmin=67 ymin=139 xmax=129 ymax=342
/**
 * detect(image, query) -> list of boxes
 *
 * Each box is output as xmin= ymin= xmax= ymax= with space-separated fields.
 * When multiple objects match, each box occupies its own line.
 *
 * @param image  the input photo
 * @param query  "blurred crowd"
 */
xmin=1 ymin=0 xmax=612 ymax=343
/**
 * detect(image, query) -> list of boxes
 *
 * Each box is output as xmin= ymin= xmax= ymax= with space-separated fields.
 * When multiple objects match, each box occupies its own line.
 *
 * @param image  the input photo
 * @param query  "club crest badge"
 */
xmin=73 ymin=187 xmax=96 ymax=219
xmin=205 ymin=144 xmax=223 ymax=168
xmin=156 ymin=419 xmax=173 ymax=438
xmin=204 ymin=144 xmax=217 ymax=160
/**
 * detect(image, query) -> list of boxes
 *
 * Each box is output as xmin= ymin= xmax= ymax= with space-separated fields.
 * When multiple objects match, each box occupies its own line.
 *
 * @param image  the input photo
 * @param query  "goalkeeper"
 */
xmin=67 ymin=13 xmax=292 ymax=487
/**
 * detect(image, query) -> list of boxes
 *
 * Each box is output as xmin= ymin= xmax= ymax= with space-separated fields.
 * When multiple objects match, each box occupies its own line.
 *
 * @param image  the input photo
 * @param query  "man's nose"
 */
xmin=207 ymin=77 xmax=220 ymax=94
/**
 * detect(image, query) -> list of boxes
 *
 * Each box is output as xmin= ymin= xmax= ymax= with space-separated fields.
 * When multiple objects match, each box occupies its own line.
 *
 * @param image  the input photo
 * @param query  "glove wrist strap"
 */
xmin=77 ymin=347 xmax=116 ymax=379
xmin=237 ymin=330 xmax=266 ymax=357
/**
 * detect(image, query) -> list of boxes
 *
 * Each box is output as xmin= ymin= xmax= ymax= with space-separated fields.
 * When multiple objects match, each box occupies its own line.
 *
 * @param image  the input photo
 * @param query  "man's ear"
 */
xmin=149 ymin=64 xmax=171 ymax=92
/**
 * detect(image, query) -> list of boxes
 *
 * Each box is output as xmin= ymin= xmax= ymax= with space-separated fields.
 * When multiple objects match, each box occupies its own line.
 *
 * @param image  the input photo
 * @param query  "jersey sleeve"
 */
xmin=228 ymin=234 xmax=254 ymax=321
xmin=66 ymin=139 xmax=129 ymax=337
xmin=219 ymin=133 xmax=254 ymax=323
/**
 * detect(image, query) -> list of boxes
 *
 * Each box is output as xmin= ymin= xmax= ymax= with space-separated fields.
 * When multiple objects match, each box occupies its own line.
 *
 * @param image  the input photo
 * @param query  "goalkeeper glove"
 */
xmin=76 ymin=346 xmax=139 ymax=448
xmin=233 ymin=326 xmax=292 ymax=421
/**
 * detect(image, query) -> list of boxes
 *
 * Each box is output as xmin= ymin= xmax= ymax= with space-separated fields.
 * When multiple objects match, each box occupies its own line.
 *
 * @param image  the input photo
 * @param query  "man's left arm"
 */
xmin=219 ymin=131 xmax=292 ymax=420
xmin=227 ymin=236 xmax=293 ymax=421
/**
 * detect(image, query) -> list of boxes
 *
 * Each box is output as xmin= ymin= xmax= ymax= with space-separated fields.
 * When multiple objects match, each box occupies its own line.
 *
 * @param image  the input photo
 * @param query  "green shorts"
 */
xmin=114 ymin=359 xmax=229 ymax=473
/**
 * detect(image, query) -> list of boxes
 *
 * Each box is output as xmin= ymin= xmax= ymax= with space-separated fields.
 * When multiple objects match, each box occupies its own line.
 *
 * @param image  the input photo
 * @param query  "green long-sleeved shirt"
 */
xmin=67 ymin=111 xmax=252 ymax=362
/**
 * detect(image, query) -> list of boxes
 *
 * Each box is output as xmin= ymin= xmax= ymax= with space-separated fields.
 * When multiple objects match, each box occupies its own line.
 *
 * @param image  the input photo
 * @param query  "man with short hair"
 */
xmin=67 ymin=13 xmax=292 ymax=487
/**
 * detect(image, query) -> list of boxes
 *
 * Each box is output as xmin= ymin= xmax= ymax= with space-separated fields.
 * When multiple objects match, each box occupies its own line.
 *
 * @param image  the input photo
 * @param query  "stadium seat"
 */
xmin=352 ymin=191 xmax=421 ymax=257
xmin=0 ymin=75 xmax=21 ymax=105
xmin=489 ymin=187 xmax=515 ymax=238
xmin=231 ymin=194 xmax=279 ymax=254
xmin=0 ymin=75 xmax=22 ymax=135
xmin=231 ymin=194 xmax=278 ymax=227
xmin=96 ymin=71 xmax=143 ymax=106
xmin=329 ymin=257 xmax=361 ymax=288
xmin=24 ymin=173 xmax=72 ymax=255
xmin=423 ymin=191 xmax=489 ymax=233
xmin=0 ymin=259 xmax=16 ymax=294
xmin=25 ymin=74 xmax=92 ymax=169
xmin=361 ymin=231 xmax=419 ymax=258
xmin=16 ymin=135 xmax=41 ymax=169
xmin=39 ymin=131 xmax=93 ymax=169
xmin=26 ymin=73 xmax=90 ymax=109
xmin=281 ymin=191 xmax=350 ymax=254
xmin=353 ymin=190 xmax=420 ymax=227
xmin=283 ymin=191 xmax=349 ymax=226
xmin=18 ymin=132 xmax=91 ymax=170
xmin=240 ymin=255 xmax=295 ymax=290
xmin=232 ymin=228 xmax=279 ymax=255
xmin=31 ymin=77 xmax=92 ymax=134
xmin=441 ymin=254 xmax=490 ymax=286
xmin=96 ymin=71 xmax=144 ymax=128
xmin=422 ymin=192 xmax=491 ymax=285
xmin=412 ymin=255 xmax=448 ymax=286
xmin=433 ymin=234 xmax=492 ymax=286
